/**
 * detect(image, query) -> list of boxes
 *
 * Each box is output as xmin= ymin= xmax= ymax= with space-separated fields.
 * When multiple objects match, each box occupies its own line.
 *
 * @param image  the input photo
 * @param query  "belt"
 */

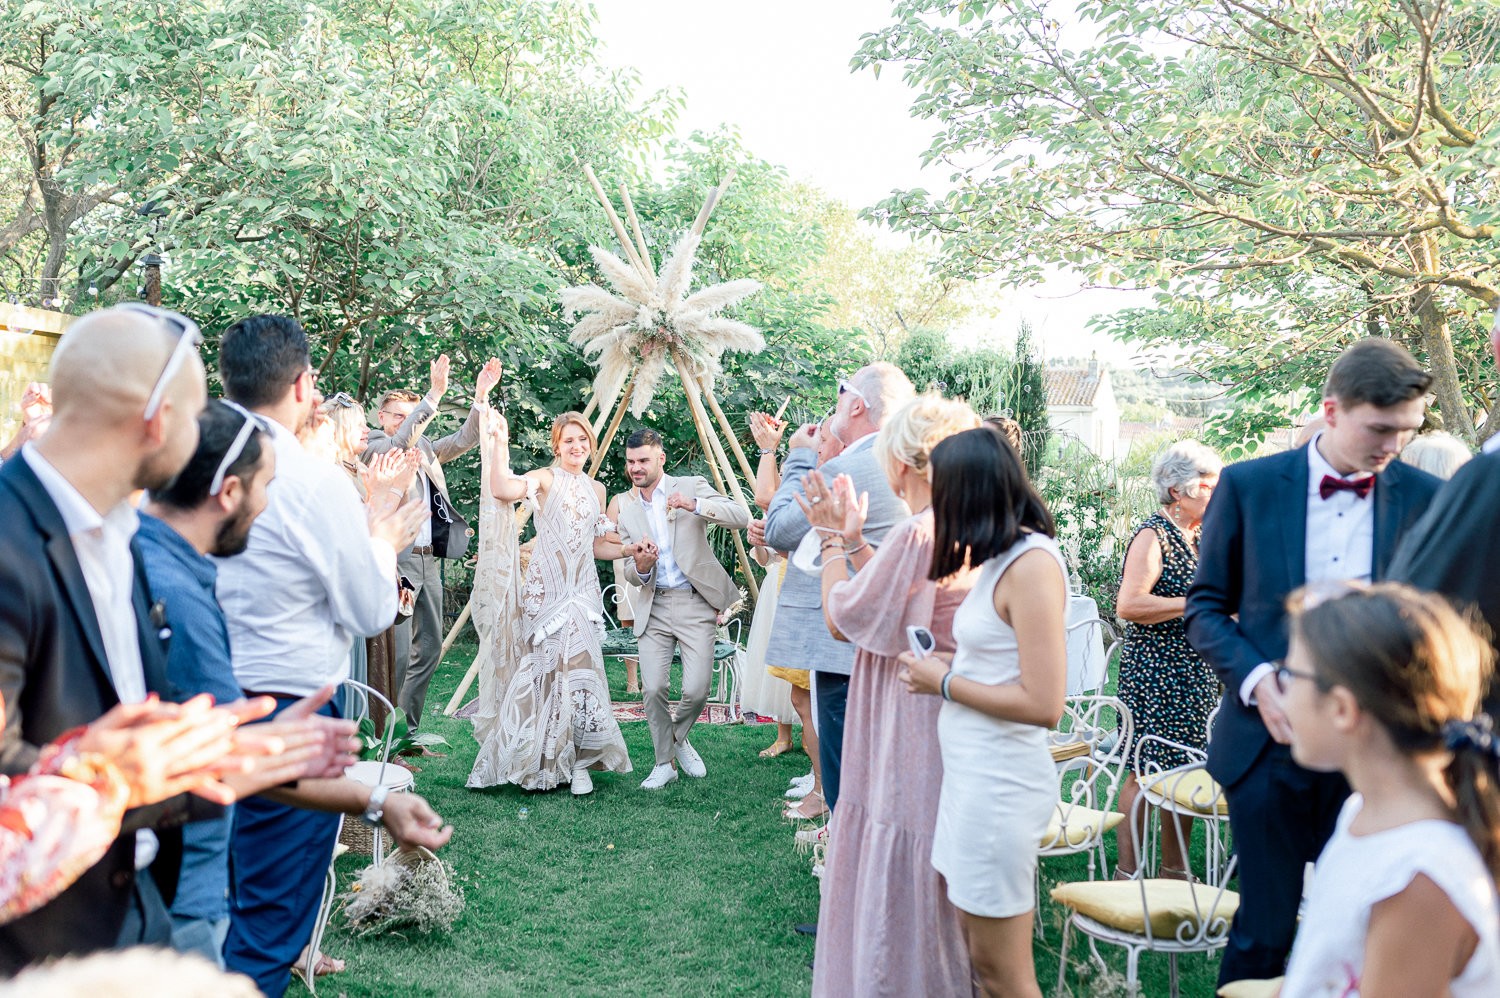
xmin=410 ymin=545 xmax=434 ymax=556
xmin=241 ymin=689 xmax=305 ymax=700
xmin=655 ymin=584 xmax=696 ymax=594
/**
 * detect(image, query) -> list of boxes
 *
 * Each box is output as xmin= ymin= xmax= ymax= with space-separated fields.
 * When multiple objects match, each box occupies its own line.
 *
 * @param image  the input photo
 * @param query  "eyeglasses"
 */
xmin=326 ymin=392 xmax=357 ymax=409
xmin=120 ymin=303 xmax=204 ymax=420
xmin=838 ymin=379 xmax=867 ymax=405
xmin=210 ymin=401 xmax=272 ymax=497
xmin=1273 ymin=660 xmax=1323 ymax=696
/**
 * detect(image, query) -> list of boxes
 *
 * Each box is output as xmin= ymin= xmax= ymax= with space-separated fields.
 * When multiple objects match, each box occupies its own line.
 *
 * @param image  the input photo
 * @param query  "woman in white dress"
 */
xmin=466 ymin=408 xmax=638 ymax=796
xmin=898 ymin=425 xmax=1066 ymax=998
xmin=1277 ymin=583 xmax=1500 ymax=997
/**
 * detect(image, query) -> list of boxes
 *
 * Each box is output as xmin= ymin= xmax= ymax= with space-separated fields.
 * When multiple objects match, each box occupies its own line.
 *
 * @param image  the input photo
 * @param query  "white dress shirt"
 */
xmin=21 ymin=444 xmax=147 ymax=704
xmin=1240 ymin=435 xmax=1375 ymax=705
xmin=21 ymin=444 xmax=160 ymax=868
xmin=637 ymin=486 xmax=693 ymax=589
xmin=214 ymin=419 xmax=398 ymax=697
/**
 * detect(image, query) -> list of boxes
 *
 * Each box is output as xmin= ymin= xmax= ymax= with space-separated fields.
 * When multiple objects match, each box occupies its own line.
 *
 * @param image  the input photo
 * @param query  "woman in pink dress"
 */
xmin=799 ymin=394 xmax=983 ymax=997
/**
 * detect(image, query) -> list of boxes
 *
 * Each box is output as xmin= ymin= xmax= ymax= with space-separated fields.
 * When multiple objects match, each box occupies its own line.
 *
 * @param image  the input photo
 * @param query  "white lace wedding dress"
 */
xmin=466 ymin=425 xmax=631 ymax=791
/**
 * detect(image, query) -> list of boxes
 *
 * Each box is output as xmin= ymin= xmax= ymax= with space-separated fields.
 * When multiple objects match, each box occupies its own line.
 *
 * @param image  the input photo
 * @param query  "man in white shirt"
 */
xmin=214 ymin=313 xmax=424 ymax=997
xmin=609 ymin=429 xmax=751 ymax=790
xmin=1186 ymin=338 xmax=1442 ymax=986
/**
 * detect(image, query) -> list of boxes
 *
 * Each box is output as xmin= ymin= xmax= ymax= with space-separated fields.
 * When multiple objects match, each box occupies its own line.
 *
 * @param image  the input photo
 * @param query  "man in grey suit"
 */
xmin=364 ymin=353 xmax=501 ymax=728
xmin=763 ymin=362 xmax=914 ymax=811
xmin=611 ymin=429 xmax=752 ymax=789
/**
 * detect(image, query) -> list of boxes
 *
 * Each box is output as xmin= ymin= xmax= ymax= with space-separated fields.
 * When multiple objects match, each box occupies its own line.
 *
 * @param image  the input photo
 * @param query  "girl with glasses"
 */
xmin=1277 ymin=583 xmax=1500 ymax=996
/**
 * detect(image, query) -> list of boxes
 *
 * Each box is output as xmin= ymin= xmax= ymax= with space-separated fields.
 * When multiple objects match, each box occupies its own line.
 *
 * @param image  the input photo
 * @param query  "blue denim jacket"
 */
xmin=138 ymin=514 xmax=240 ymax=922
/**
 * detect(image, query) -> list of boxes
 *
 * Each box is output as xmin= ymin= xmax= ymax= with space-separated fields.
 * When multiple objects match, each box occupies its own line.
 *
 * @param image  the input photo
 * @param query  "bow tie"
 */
xmin=1319 ymin=474 xmax=1373 ymax=501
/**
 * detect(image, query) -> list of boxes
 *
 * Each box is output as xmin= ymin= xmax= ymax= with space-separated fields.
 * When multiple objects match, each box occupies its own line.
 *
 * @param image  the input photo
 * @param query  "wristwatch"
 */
xmin=360 ymin=784 xmax=390 ymax=827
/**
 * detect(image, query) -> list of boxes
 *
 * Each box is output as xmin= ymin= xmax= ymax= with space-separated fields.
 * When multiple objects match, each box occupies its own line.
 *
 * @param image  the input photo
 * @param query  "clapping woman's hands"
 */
xmin=796 ymin=470 xmax=867 ymax=544
xmin=897 ymin=651 xmax=954 ymax=697
xmin=749 ymin=411 xmax=787 ymax=451
xmin=363 ymin=449 xmax=420 ymax=511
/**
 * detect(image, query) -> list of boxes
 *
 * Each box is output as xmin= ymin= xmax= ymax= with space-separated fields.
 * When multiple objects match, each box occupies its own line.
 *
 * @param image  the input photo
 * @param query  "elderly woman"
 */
xmin=1114 ymin=439 xmax=1223 ymax=880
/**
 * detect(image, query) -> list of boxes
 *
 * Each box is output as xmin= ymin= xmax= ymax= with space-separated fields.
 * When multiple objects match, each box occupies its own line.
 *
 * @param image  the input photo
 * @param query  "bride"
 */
xmin=466 ymin=407 xmax=639 ymax=795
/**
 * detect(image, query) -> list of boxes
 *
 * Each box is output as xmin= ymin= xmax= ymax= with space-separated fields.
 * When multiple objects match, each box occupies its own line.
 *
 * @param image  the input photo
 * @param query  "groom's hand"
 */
xmin=666 ymin=493 xmax=696 ymax=513
xmin=633 ymin=539 xmax=659 ymax=574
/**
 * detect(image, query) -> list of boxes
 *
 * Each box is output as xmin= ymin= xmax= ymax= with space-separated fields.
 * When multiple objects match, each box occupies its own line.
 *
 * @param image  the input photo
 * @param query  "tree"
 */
xmin=1005 ymin=321 xmax=1050 ymax=479
xmin=855 ymin=0 xmax=1500 ymax=445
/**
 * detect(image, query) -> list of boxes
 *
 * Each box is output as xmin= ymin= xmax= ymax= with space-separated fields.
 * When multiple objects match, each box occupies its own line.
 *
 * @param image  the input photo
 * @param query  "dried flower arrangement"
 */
xmin=339 ymin=847 xmax=465 ymax=937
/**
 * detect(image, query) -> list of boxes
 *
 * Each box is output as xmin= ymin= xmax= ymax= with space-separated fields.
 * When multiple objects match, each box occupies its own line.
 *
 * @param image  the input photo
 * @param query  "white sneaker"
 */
xmin=570 ymin=768 xmax=594 ymax=796
xmin=675 ymin=740 xmax=706 ymax=778
xmin=640 ymin=763 xmax=678 ymax=790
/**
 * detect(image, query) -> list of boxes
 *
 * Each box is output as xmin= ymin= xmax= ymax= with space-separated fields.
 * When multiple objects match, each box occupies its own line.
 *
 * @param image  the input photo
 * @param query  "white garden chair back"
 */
xmin=1052 ymin=760 xmax=1238 ymax=997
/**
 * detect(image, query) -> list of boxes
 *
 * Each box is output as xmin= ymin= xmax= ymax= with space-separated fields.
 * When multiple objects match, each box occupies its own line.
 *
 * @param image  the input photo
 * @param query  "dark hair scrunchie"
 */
xmin=1443 ymin=714 xmax=1500 ymax=760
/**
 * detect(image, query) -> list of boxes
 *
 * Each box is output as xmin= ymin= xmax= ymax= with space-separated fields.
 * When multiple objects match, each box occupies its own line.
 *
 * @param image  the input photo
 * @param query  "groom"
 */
xmin=609 ymin=429 xmax=751 ymax=789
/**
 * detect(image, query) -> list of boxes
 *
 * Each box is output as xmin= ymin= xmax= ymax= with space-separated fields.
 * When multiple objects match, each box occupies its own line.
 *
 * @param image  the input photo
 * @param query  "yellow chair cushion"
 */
xmin=1041 ymin=803 xmax=1125 ymax=848
xmin=1050 ymin=739 xmax=1093 ymax=763
xmin=1050 ymin=879 xmax=1240 ymax=938
xmin=1217 ymin=979 xmax=1283 ymax=998
xmin=1143 ymin=767 xmax=1229 ymax=817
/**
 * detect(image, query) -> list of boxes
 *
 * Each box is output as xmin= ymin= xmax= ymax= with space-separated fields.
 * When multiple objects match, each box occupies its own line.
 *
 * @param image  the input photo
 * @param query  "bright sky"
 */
xmin=590 ymin=0 xmax=1149 ymax=364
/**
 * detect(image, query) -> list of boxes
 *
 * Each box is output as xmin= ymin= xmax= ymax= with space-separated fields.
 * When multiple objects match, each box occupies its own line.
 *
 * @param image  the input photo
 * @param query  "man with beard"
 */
xmin=608 ymin=429 xmax=751 ymax=789
xmin=140 ymin=400 xmax=453 ymax=971
xmin=212 ymin=314 xmax=427 ymax=995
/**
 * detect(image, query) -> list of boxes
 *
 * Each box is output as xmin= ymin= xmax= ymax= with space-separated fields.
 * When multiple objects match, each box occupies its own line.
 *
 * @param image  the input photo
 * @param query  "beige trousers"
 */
xmin=638 ymin=588 xmax=719 ymax=765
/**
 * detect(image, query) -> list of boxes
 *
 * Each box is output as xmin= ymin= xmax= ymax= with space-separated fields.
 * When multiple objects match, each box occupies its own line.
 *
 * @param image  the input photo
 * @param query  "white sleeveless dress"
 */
xmin=1282 ymin=793 xmax=1500 ymax=996
xmin=739 ymin=557 xmax=795 ymax=722
xmin=931 ymin=533 xmax=1064 ymax=918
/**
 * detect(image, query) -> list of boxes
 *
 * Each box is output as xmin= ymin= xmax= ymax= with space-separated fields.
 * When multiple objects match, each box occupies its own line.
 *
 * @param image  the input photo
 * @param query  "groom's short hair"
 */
xmin=626 ymin=428 xmax=664 ymax=450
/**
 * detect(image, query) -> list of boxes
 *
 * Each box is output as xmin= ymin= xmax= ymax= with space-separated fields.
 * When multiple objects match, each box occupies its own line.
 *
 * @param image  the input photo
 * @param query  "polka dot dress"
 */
xmin=1117 ymin=511 xmax=1221 ymax=773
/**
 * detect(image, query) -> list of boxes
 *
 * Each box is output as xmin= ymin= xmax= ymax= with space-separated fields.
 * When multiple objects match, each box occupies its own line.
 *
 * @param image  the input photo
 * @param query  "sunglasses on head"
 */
xmin=837 ymin=378 xmax=867 ymax=404
xmin=326 ymin=392 xmax=357 ymax=409
xmin=210 ymin=401 xmax=272 ymax=497
xmin=118 ymin=303 xmax=204 ymax=420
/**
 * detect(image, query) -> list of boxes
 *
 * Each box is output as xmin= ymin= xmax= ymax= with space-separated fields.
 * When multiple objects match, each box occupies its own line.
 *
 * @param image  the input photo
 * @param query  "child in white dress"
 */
xmin=1278 ymin=583 xmax=1500 ymax=997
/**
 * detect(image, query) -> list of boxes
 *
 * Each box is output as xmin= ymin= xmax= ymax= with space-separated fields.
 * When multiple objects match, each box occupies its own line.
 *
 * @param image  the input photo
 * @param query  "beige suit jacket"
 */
xmin=613 ymin=474 xmax=751 ymax=637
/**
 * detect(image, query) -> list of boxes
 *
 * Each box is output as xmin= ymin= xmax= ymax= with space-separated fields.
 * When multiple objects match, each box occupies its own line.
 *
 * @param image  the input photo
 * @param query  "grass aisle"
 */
xmin=306 ymin=643 xmax=1224 ymax=996
xmin=310 ymin=644 xmax=820 ymax=997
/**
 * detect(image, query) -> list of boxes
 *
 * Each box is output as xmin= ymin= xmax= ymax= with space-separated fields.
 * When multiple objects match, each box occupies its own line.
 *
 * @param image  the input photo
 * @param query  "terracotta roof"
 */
xmin=1045 ymin=367 xmax=1102 ymax=407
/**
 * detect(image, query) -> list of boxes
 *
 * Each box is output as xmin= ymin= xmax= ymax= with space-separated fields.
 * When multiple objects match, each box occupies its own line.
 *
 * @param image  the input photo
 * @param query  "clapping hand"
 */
xmin=666 ymin=493 xmax=697 ymax=513
xmin=788 ymin=423 xmax=819 ymax=450
xmin=20 ymin=382 xmax=51 ymax=423
xmin=749 ymin=411 xmax=787 ymax=451
xmin=748 ymin=518 xmax=767 ymax=548
xmin=77 ymin=695 xmax=247 ymax=808
xmin=897 ymin=651 xmax=954 ymax=697
xmin=368 ymin=494 xmax=429 ymax=552
xmin=429 ymin=354 xmax=451 ymax=399
xmin=363 ymin=449 xmax=421 ymax=511
xmin=475 ymin=359 xmax=503 ymax=399
xmin=796 ymin=470 xmax=866 ymax=543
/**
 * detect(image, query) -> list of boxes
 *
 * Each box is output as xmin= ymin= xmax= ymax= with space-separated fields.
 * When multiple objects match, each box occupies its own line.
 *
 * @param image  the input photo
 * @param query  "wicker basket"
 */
xmin=338 ymin=817 xmax=375 ymax=856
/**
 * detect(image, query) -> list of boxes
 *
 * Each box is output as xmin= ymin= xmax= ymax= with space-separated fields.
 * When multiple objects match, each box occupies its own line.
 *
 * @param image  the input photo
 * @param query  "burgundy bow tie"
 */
xmin=1319 ymin=474 xmax=1373 ymax=501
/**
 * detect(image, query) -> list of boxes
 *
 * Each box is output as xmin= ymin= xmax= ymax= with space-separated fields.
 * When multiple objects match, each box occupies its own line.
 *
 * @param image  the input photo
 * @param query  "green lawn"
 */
xmin=301 ymin=644 xmax=1226 ymax=997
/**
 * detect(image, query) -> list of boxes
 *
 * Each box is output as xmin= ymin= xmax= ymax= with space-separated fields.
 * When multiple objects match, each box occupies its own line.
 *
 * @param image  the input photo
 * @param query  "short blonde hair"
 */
xmin=874 ymin=393 xmax=980 ymax=480
xmin=550 ymin=411 xmax=597 ymax=459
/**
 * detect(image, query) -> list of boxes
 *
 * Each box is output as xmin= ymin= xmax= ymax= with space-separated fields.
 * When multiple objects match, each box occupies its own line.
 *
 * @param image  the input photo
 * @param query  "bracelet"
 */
xmin=758 ymin=448 xmax=775 ymax=456
xmin=844 ymin=542 xmax=869 ymax=558
xmin=820 ymin=540 xmax=846 ymax=552
xmin=940 ymin=670 xmax=955 ymax=702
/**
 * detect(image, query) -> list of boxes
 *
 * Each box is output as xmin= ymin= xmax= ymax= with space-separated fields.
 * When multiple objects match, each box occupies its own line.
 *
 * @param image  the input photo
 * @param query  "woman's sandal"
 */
xmin=783 ymin=791 xmax=827 ymax=821
xmin=758 ymin=739 xmax=795 ymax=759
xmin=293 ymin=948 xmax=345 ymax=981
xmin=1158 ymin=866 xmax=1202 ymax=884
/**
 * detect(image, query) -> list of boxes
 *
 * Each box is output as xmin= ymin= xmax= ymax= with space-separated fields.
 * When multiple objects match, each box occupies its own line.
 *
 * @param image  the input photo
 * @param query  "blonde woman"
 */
xmin=800 ymin=394 xmax=984 ymax=997
xmin=467 ymin=400 xmax=638 ymax=795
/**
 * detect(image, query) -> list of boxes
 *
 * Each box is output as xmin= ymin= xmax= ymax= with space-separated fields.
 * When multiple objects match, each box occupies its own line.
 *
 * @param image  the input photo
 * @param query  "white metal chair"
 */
xmin=299 ymin=679 xmax=408 ymax=995
xmin=1037 ymin=696 xmax=1134 ymax=938
xmin=1052 ymin=760 xmax=1239 ymax=998
xmin=709 ymin=616 xmax=744 ymax=720
xmin=1133 ymin=732 xmax=1232 ymax=886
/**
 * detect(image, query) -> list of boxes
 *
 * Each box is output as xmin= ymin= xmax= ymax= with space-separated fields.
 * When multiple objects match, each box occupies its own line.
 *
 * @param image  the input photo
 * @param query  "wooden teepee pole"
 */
xmin=696 ymin=378 xmax=758 ymax=487
xmin=670 ymin=349 xmax=759 ymax=602
xmin=583 ymin=165 xmax=653 ymax=284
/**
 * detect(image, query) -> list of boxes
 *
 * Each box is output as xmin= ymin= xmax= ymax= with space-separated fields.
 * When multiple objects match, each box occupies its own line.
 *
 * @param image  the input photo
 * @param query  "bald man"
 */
xmin=0 ymin=304 xmax=215 ymax=968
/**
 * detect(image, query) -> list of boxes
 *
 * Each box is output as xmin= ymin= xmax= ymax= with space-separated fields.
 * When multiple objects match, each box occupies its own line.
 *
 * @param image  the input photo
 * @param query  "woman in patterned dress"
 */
xmin=466 ymin=409 xmax=638 ymax=796
xmin=1114 ymin=439 xmax=1223 ymax=878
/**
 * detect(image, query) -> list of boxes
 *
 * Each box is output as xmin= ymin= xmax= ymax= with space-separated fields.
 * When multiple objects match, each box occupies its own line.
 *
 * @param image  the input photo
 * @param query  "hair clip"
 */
xmin=1443 ymin=715 xmax=1500 ymax=759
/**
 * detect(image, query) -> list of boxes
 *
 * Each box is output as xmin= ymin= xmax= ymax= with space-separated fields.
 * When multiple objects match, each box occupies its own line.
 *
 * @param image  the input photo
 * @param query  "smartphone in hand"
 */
xmin=906 ymin=625 xmax=936 ymax=660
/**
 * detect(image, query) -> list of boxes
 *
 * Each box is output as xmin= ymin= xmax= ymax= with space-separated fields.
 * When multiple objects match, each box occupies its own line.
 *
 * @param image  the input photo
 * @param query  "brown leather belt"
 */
xmin=410 ymin=545 xmax=434 ymax=556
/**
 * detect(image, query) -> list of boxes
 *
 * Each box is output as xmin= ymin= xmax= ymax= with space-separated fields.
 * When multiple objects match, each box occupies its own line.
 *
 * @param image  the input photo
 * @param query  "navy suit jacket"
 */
xmin=0 ymin=455 xmax=213 ymax=970
xmin=1185 ymin=444 xmax=1441 ymax=787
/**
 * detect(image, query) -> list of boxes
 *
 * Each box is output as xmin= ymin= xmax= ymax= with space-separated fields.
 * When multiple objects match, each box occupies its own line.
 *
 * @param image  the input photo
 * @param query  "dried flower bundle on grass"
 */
xmin=339 ymin=847 xmax=465 ymax=937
